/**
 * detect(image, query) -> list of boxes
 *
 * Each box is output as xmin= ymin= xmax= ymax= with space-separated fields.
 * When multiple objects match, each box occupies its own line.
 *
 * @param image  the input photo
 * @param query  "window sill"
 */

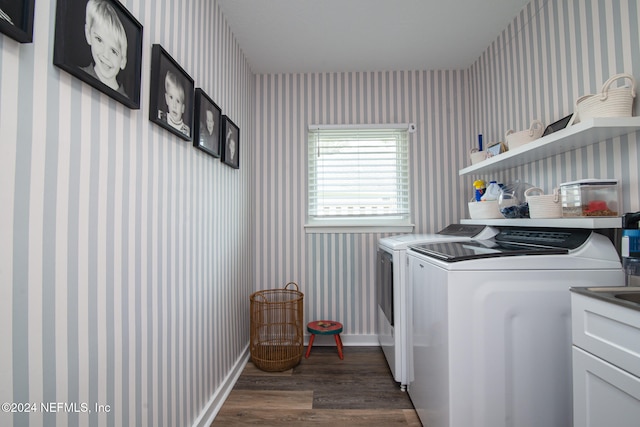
xmin=304 ymin=223 xmax=414 ymax=234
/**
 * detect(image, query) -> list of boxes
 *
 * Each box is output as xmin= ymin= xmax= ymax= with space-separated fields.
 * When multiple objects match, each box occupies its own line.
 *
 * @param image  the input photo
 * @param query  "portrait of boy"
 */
xmin=82 ymin=0 xmax=129 ymax=98
xmin=53 ymin=0 xmax=143 ymax=108
xmin=222 ymin=117 xmax=239 ymax=169
xmin=148 ymin=44 xmax=194 ymax=140
xmin=0 ymin=8 xmax=13 ymax=26
xmin=199 ymin=107 xmax=219 ymax=152
xmin=157 ymin=70 xmax=190 ymax=137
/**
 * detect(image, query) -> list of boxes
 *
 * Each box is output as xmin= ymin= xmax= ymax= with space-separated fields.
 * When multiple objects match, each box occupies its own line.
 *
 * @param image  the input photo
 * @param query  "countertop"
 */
xmin=570 ymin=286 xmax=640 ymax=312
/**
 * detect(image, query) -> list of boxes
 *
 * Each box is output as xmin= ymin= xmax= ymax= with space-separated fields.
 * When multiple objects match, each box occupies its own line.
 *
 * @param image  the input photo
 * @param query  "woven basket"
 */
xmin=525 ymin=187 xmax=562 ymax=219
xmin=468 ymin=200 xmax=502 ymax=219
xmin=250 ymin=282 xmax=304 ymax=372
xmin=505 ymin=120 xmax=545 ymax=150
xmin=569 ymin=73 xmax=636 ymax=125
xmin=469 ymin=148 xmax=487 ymax=165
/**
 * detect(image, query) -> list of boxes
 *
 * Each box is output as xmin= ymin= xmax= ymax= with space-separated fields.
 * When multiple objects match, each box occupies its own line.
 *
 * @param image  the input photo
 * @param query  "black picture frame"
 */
xmin=542 ymin=114 xmax=573 ymax=137
xmin=0 ymin=0 xmax=35 ymax=43
xmin=53 ymin=0 xmax=143 ymax=109
xmin=486 ymin=141 xmax=507 ymax=156
xmin=149 ymin=44 xmax=194 ymax=141
xmin=221 ymin=116 xmax=240 ymax=169
xmin=193 ymin=88 xmax=222 ymax=157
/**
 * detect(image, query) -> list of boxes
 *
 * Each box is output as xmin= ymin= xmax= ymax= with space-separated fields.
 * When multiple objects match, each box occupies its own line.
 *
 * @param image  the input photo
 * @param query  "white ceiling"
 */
xmin=217 ymin=0 xmax=531 ymax=74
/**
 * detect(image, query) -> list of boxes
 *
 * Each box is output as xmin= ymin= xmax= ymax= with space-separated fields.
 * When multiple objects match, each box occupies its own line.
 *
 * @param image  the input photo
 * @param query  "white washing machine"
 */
xmin=376 ymin=224 xmax=499 ymax=390
xmin=406 ymin=227 xmax=624 ymax=427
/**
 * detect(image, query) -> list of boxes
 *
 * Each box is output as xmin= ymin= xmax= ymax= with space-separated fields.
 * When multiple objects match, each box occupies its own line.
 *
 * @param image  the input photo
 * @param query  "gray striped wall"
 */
xmin=253 ymin=0 xmax=640 ymax=341
xmin=470 ymin=0 xmax=640 ymax=207
xmin=3 ymin=0 xmax=640 ymax=426
xmin=0 ymin=1 xmax=255 ymax=426
xmin=254 ymin=71 xmax=470 ymax=337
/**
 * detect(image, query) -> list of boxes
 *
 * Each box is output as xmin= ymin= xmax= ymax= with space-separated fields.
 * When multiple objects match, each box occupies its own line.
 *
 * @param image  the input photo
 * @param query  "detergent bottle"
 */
xmin=481 ymin=181 xmax=501 ymax=201
xmin=473 ymin=180 xmax=486 ymax=201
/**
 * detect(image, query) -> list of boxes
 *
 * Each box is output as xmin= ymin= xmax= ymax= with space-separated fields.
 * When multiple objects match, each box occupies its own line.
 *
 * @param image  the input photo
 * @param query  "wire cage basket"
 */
xmin=250 ymin=282 xmax=304 ymax=372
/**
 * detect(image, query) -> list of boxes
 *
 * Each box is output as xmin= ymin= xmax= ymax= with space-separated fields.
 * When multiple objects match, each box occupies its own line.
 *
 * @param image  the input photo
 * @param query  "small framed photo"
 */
xmin=149 ymin=44 xmax=194 ymax=141
xmin=221 ymin=116 xmax=239 ymax=169
xmin=542 ymin=114 xmax=573 ymax=137
xmin=53 ymin=0 xmax=143 ymax=109
xmin=193 ymin=88 xmax=222 ymax=157
xmin=486 ymin=141 xmax=507 ymax=157
xmin=0 ymin=0 xmax=35 ymax=43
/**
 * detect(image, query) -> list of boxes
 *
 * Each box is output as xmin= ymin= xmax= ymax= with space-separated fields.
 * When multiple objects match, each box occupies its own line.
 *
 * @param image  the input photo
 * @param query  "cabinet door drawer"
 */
xmin=571 ymin=293 xmax=640 ymax=377
xmin=572 ymin=347 xmax=640 ymax=427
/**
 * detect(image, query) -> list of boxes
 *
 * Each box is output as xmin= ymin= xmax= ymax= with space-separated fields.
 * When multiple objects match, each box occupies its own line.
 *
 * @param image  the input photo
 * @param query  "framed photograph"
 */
xmin=221 ymin=116 xmax=239 ymax=169
xmin=542 ymin=114 xmax=573 ymax=137
xmin=486 ymin=141 xmax=507 ymax=157
xmin=0 ymin=0 xmax=35 ymax=43
xmin=193 ymin=88 xmax=222 ymax=157
xmin=53 ymin=0 xmax=143 ymax=109
xmin=149 ymin=44 xmax=194 ymax=141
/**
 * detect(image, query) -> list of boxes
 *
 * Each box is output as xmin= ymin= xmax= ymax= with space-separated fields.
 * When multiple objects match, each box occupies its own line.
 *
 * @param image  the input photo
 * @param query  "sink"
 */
xmin=571 ymin=286 xmax=640 ymax=311
xmin=615 ymin=292 xmax=640 ymax=304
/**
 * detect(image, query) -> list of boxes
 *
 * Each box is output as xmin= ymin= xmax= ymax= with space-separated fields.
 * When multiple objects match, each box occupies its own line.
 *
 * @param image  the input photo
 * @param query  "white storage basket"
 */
xmin=505 ymin=120 xmax=545 ymax=150
xmin=468 ymin=200 xmax=502 ymax=219
xmin=525 ymin=187 xmax=562 ymax=219
xmin=469 ymin=148 xmax=487 ymax=165
xmin=569 ymin=73 xmax=636 ymax=125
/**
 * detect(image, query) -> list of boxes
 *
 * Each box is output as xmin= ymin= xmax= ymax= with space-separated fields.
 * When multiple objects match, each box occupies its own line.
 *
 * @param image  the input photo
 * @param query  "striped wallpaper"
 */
xmin=470 ymin=0 xmax=640 ymax=206
xmin=253 ymin=0 xmax=640 ymax=343
xmin=2 ymin=0 xmax=640 ymax=426
xmin=254 ymin=70 xmax=470 ymax=338
xmin=0 ymin=1 xmax=255 ymax=427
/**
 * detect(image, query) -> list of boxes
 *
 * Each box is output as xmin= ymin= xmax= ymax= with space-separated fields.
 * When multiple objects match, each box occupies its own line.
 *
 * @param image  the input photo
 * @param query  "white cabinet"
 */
xmin=571 ymin=291 xmax=640 ymax=427
xmin=572 ymin=347 xmax=640 ymax=427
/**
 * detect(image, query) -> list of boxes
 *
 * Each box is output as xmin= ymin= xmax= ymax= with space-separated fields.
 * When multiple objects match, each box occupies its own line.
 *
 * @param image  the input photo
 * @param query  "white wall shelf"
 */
xmin=459 ymin=117 xmax=640 ymax=176
xmin=461 ymin=217 xmax=622 ymax=229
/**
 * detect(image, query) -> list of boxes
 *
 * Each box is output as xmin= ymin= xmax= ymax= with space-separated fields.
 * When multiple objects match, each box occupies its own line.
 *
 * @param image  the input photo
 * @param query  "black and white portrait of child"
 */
xmin=0 ymin=0 xmax=22 ymax=27
xmin=0 ymin=0 xmax=35 ymax=44
xmin=199 ymin=106 xmax=220 ymax=153
xmin=81 ymin=0 xmax=129 ymax=98
xmin=222 ymin=118 xmax=239 ymax=169
xmin=225 ymin=128 xmax=237 ymax=162
xmin=53 ymin=0 xmax=142 ymax=108
xmin=157 ymin=70 xmax=190 ymax=137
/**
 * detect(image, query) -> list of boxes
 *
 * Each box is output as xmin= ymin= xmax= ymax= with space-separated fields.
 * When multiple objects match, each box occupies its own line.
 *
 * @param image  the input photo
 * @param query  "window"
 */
xmin=307 ymin=125 xmax=412 ymax=232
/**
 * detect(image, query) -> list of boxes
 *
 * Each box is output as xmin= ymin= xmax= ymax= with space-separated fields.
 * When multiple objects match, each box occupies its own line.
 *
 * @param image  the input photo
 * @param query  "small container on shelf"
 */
xmin=468 ymin=200 xmax=502 ymax=219
xmin=469 ymin=148 xmax=487 ymax=165
xmin=560 ymin=179 xmax=620 ymax=217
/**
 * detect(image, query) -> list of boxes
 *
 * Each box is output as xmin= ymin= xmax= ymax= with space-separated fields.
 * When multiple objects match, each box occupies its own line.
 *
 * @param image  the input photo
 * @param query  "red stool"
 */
xmin=305 ymin=320 xmax=344 ymax=360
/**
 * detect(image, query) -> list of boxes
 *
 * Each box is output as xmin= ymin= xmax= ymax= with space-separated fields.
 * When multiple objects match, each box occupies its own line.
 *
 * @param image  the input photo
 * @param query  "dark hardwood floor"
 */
xmin=212 ymin=346 xmax=420 ymax=426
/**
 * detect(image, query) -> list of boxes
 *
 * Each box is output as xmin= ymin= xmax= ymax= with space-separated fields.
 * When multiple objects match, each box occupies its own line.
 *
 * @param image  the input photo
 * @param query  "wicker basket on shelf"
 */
xmin=250 ymin=282 xmax=304 ymax=372
xmin=569 ymin=73 xmax=636 ymax=125
xmin=525 ymin=187 xmax=562 ymax=219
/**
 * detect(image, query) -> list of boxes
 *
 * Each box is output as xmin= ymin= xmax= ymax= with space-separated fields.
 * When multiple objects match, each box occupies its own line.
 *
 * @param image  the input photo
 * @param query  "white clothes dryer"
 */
xmin=406 ymin=227 xmax=624 ymax=427
xmin=376 ymin=224 xmax=498 ymax=390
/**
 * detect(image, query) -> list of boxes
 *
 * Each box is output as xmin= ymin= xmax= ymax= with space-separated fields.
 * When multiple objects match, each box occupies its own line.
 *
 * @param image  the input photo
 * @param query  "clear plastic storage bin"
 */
xmin=560 ymin=179 xmax=620 ymax=217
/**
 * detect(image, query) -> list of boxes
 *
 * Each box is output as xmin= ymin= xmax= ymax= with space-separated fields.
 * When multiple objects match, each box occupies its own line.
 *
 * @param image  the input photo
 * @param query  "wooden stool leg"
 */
xmin=334 ymin=334 xmax=344 ymax=360
xmin=305 ymin=334 xmax=316 ymax=358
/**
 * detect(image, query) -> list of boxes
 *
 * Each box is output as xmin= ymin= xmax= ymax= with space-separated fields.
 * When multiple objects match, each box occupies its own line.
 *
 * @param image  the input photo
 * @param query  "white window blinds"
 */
xmin=308 ymin=126 xmax=410 ymax=223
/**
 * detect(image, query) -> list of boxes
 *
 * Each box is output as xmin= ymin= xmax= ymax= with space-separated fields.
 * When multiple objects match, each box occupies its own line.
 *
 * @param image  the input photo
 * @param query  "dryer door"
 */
xmin=376 ymin=248 xmax=394 ymax=326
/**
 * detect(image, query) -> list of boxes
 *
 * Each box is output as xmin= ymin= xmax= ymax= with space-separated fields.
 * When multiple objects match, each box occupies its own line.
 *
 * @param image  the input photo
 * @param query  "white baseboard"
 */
xmin=192 ymin=344 xmax=250 ymax=427
xmin=193 ymin=335 xmax=380 ymax=426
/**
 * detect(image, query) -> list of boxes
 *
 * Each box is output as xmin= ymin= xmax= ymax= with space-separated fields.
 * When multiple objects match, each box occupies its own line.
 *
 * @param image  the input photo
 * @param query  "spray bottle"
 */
xmin=473 ymin=180 xmax=486 ymax=202
xmin=622 ymin=212 xmax=640 ymax=286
